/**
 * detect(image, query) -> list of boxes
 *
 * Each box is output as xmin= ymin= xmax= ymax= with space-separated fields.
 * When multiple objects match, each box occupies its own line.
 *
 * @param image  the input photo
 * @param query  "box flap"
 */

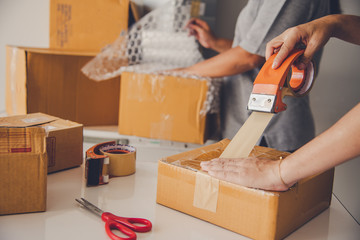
xmin=42 ymin=118 xmax=83 ymax=132
xmin=6 ymin=46 xmax=27 ymax=115
xmin=0 ymin=113 xmax=59 ymax=128
xmin=6 ymin=45 xmax=98 ymax=56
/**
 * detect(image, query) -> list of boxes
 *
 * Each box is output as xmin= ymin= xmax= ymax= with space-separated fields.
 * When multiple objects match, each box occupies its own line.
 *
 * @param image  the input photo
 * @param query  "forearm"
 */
xmin=330 ymin=14 xmax=360 ymax=45
xmin=281 ymin=103 xmax=360 ymax=186
xmin=210 ymin=38 xmax=233 ymax=53
xmin=183 ymin=46 xmax=265 ymax=78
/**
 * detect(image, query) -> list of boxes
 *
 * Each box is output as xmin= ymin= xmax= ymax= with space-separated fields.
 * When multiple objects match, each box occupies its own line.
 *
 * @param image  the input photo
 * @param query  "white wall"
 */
xmin=312 ymin=0 xmax=360 ymax=224
xmin=0 ymin=0 xmax=49 ymax=114
xmin=0 ymin=0 xmax=359 ymax=223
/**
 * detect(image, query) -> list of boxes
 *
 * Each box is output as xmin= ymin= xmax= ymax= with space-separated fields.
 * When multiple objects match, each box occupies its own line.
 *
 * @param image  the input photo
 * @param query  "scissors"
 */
xmin=75 ymin=198 xmax=152 ymax=240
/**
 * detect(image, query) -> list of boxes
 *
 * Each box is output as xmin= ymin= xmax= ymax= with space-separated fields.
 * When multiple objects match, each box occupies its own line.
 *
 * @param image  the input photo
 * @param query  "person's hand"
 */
xmin=200 ymin=157 xmax=290 ymax=191
xmin=266 ymin=18 xmax=333 ymax=69
xmin=186 ymin=18 xmax=217 ymax=49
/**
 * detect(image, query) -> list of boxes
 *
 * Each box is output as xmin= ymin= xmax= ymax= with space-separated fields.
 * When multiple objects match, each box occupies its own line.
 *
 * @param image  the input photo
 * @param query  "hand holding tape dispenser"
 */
xmin=221 ymin=49 xmax=315 ymax=158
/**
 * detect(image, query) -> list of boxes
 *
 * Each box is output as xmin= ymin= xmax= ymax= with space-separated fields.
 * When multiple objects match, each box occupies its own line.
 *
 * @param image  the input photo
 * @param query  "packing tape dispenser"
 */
xmin=85 ymin=141 xmax=136 ymax=186
xmin=221 ymin=49 xmax=315 ymax=158
xmin=247 ymin=49 xmax=315 ymax=113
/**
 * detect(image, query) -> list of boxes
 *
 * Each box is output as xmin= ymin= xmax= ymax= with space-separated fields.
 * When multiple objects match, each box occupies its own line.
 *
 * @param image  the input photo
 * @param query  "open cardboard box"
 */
xmin=156 ymin=139 xmax=334 ymax=240
xmin=118 ymin=71 xmax=220 ymax=144
xmin=5 ymin=46 xmax=120 ymax=126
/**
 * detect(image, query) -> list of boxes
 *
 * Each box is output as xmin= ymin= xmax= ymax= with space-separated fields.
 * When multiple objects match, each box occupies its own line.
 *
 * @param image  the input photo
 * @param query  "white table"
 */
xmin=0 ymin=139 xmax=359 ymax=240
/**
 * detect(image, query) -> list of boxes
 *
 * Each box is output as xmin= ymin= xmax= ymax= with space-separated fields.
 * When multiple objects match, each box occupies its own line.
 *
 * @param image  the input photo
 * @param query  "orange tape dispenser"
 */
xmin=247 ymin=49 xmax=315 ymax=113
xmin=85 ymin=141 xmax=136 ymax=186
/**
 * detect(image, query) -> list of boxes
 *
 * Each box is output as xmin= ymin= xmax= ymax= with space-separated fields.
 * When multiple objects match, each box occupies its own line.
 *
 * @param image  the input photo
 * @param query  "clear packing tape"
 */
xmin=81 ymin=0 xmax=204 ymax=81
xmin=169 ymin=140 xmax=290 ymax=171
xmin=123 ymin=70 xmax=222 ymax=115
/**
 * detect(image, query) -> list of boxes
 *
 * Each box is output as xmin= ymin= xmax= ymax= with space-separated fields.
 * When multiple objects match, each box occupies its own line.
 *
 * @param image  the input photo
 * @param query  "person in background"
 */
xmin=201 ymin=14 xmax=360 ymax=191
xmin=179 ymin=0 xmax=340 ymax=153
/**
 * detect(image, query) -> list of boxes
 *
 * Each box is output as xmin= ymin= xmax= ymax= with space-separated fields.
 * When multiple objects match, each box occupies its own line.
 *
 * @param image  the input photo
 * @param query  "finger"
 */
xmin=272 ymin=34 xmax=300 ymax=69
xmin=188 ymin=24 xmax=204 ymax=36
xmin=192 ymin=18 xmax=209 ymax=30
xmin=266 ymin=38 xmax=284 ymax=60
xmin=185 ymin=18 xmax=197 ymax=28
xmin=298 ymin=39 xmax=318 ymax=69
xmin=200 ymin=158 xmax=253 ymax=171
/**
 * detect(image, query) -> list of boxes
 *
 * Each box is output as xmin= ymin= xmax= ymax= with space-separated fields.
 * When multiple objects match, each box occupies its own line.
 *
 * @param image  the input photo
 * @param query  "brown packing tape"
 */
xmin=100 ymin=144 xmax=136 ymax=177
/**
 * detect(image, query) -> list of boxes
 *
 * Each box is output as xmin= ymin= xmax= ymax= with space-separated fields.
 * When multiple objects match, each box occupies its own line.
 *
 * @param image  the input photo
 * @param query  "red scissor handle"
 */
xmin=102 ymin=212 xmax=152 ymax=240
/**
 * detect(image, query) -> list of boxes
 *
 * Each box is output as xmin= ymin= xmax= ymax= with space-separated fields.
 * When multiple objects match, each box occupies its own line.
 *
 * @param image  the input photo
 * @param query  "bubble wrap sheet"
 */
xmin=82 ymin=0 xmax=204 ymax=81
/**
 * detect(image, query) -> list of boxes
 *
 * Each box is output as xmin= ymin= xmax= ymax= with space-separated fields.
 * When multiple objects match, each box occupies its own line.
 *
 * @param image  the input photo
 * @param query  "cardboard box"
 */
xmin=118 ymin=72 xmax=220 ymax=144
xmin=0 ymin=127 xmax=47 ymax=215
xmin=50 ymin=0 xmax=129 ymax=51
xmin=5 ymin=46 xmax=120 ymax=126
xmin=0 ymin=113 xmax=83 ymax=173
xmin=156 ymin=139 xmax=334 ymax=240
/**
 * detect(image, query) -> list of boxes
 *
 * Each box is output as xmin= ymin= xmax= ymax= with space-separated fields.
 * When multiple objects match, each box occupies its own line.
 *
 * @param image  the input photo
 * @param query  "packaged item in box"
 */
xmin=156 ymin=139 xmax=334 ymax=240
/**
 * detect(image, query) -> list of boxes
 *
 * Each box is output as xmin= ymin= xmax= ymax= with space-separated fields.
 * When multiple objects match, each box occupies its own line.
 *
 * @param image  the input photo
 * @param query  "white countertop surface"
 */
xmin=1 ymin=139 xmax=359 ymax=240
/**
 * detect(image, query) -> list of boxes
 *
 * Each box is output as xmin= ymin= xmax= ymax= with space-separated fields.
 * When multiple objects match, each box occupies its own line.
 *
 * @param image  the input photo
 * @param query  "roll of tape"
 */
xmin=85 ymin=141 xmax=136 ymax=186
xmin=99 ymin=144 xmax=136 ymax=177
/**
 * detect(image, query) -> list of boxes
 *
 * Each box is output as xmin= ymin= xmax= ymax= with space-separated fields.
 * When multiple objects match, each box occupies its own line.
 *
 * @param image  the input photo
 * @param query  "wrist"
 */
xmin=279 ymin=156 xmax=298 ymax=188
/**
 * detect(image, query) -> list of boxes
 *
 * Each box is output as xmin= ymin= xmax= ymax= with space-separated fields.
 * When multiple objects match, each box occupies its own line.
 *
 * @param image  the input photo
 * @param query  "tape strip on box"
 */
xmin=193 ymin=171 xmax=219 ymax=213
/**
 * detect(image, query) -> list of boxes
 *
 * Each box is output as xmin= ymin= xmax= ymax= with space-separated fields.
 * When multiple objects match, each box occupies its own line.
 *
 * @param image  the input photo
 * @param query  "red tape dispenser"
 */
xmin=247 ymin=49 xmax=315 ymax=113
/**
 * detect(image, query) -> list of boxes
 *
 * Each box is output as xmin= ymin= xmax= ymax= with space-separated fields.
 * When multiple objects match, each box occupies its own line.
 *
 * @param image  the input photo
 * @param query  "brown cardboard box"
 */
xmin=118 ymin=72 xmax=220 ymax=144
xmin=5 ymin=46 xmax=120 ymax=126
xmin=50 ymin=0 xmax=129 ymax=51
xmin=0 ymin=113 xmax=83 ymax=173
xmin=156 ymin=139 xmax=334 ymax=240
xmin=0 ymin=127 xmax=47 ymax=215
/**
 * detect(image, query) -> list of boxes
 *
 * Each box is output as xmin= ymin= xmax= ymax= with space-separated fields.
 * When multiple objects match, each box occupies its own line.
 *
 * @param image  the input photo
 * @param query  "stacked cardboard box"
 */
xmin=0 ymin=112 xmax=83 ymax=215
xmin=157 ymin=139 xmax=334 ymax=240
xmin=5 ymin=0 xmax=130 ymax=126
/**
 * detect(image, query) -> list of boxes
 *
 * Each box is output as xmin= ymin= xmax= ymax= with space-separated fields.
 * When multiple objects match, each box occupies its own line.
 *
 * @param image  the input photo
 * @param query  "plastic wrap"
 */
xmin=82 ymin=0 xmax=204 ymax=81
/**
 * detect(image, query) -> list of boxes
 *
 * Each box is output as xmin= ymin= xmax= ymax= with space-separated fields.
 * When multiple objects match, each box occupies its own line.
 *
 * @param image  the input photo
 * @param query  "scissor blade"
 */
xmin=75 ymin=198 xmax=104 ymax=217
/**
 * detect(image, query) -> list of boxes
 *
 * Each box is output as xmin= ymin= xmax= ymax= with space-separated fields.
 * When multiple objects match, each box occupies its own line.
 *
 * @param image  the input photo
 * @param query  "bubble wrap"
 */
xmin=82 ymin=0 xmax=204 ymax=81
